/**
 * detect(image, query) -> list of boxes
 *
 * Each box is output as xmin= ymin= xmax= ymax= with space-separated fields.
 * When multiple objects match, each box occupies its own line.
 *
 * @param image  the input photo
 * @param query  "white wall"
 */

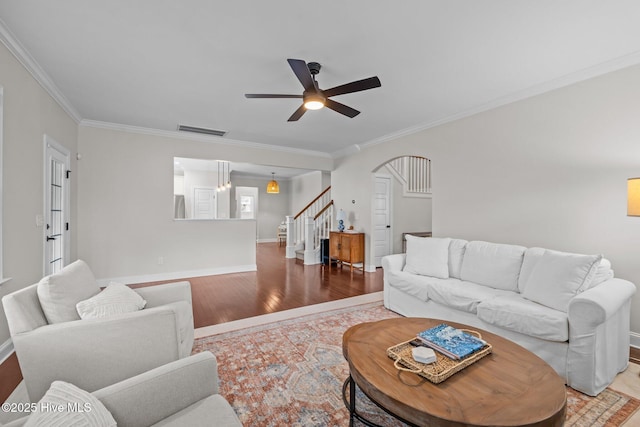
xmin=0 ymin=42 xmax=79 ymax=343
xmin=77 ymin=125 xmax=332 ymax=281
xmin=289 ymin=170 xmax=328 ymax=215
xmin=389 ymin=175 xmax=432 ymax=253
xmin=332 ymin=63 xmax=640 ymax=333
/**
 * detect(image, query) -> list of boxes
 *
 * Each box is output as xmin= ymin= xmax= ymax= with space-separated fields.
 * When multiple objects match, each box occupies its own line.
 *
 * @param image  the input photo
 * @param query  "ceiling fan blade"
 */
xmin=287 ymin=104 xmax=307 ymax=122
xmin=325 ymin=99 xmax=360 ymax=118
xmin=323 ymin=76 xmax=381 ymax=98
xmin=245 ymin=94 xmax=303 ymax=99
xmin=287 ymin=59 xmax=316 ymax=92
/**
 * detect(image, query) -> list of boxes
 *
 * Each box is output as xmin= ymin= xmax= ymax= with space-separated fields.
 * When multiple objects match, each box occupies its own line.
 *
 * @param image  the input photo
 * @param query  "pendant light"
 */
xmin=216 ymin=161 xmax=222 ymax=192
xmin=226 ymin=162 xmax=231 ymax=189
xmin=267 ymin=172 xmax=280 ymax=194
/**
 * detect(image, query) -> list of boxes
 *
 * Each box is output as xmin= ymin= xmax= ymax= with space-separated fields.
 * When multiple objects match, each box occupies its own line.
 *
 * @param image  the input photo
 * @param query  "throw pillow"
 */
xmin=522 ymin=250 xmax=602 ymax=312
xmin=37 ymin=260 xmax=102 ymax=324
xmin=24 ymin=381 xmax=116 ymax=427
xmin=459 ymin=241 xmax=526 ymax=292
xmin=403 ymin=236 xmax=451 ymax=279
xmin=76 ymin=282 xmax=147 ymax=319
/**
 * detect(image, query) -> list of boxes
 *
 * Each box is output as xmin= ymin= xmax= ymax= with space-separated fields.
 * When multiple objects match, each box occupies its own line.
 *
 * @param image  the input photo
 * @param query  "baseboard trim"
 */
xmin=257 ymin=238 xmax=277 ymax=243
xmin=0 ymin=339 xmax=14 ymax=364
xmin=630 ymin=332 xmax=640 ymax=349
xmin=97 ymin=264 xmax=258 ymax=286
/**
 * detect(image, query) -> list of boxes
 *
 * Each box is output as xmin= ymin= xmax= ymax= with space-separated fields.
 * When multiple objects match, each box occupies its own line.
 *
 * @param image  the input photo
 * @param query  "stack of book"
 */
xmin=416 ymin=323 xmax=486 ymax=360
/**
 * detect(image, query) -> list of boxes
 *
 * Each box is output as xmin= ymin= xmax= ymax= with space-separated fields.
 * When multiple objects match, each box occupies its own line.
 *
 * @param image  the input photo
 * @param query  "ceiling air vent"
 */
xmin=177 ymin=125 xmax=226 ymax=137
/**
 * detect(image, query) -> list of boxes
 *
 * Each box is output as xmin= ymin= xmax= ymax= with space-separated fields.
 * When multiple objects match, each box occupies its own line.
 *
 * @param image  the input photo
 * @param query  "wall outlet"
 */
xmin=157 ymin=257 xmax=164 ymax=265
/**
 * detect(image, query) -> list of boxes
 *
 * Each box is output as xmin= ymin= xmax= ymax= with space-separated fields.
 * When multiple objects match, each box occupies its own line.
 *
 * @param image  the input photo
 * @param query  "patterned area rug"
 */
xmin=193 ymin=302 xmax=640 ymax=426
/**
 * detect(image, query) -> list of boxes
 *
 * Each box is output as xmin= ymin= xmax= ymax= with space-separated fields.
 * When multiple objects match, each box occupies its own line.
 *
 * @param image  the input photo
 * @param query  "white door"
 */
xmin=373 ymin=175 xmax=392 ymax=267
xmin=193 ymin=188 xmax=216 ymax=219
xmin=44 ymin=136 xmax=71 ymax=275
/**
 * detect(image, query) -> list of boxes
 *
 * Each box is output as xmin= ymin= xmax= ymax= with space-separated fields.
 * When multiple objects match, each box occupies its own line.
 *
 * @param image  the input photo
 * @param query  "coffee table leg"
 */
xmin=342 ymin=375 xmax=386 ymax=427
xmin=349 ymin=374 xmax=356 ymax=426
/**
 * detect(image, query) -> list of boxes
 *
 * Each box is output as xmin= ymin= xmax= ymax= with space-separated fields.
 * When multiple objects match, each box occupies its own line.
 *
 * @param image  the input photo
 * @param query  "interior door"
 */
xmin=44 ymin=136 xmax=70 ymax=275
xmin=373 ymin=175 xmax=392 ymax=267
xmin=193 ymin=188 xmax=216 ymax=219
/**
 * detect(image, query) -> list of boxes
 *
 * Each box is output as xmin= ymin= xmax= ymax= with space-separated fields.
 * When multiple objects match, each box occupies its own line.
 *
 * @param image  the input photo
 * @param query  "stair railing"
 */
xmin=286 ymin=186 xmax=331 ymax=259
xmin=387 ymin=156 xmax=432 ymax=197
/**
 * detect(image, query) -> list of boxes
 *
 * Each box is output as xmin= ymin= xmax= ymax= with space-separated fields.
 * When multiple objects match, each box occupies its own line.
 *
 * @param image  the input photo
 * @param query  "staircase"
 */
xmin=285 ymin=186 xmax=333 ymax=265
xmin=386 ymin=156 xmax=432 ymax=197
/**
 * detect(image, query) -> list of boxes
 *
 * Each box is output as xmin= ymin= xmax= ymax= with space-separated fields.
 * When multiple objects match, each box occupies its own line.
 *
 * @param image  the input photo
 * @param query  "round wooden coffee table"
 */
xmin=342 ymin=318 xmax=566 ymax=427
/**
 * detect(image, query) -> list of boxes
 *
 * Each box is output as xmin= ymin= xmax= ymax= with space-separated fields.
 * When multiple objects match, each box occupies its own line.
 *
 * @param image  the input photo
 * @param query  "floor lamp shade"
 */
xmin=629 ymin=178 xmax=640 ymax=216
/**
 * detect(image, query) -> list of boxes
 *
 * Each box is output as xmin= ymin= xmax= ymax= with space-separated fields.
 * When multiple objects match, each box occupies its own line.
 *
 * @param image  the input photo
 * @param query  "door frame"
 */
xmin=43 ymin=135 xmax=71 ymax=275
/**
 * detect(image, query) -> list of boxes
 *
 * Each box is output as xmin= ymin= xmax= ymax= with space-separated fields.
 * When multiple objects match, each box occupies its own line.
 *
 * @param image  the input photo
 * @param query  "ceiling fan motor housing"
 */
xmin=307 ymin=62 xmax=321 ymax=75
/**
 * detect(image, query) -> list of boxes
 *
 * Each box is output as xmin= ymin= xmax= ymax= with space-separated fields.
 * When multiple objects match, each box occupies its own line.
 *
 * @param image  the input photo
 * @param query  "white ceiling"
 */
xmin=1 ymin=1 xmax=640 ymax=157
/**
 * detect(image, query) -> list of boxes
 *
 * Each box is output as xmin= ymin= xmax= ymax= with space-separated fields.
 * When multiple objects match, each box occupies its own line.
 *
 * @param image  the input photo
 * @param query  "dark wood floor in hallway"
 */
xmin=133 ymin=242 xmax=383 ymax=328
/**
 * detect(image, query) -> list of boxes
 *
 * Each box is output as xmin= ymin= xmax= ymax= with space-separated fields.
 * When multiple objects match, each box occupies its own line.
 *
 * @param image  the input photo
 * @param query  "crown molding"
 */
xmin=80 ymin=120 xmax=333 ymax=159
xmin=0 ymin=17 xmax=82 ymax=123
xmin=356 ymin=50 xmax=640 ymax=153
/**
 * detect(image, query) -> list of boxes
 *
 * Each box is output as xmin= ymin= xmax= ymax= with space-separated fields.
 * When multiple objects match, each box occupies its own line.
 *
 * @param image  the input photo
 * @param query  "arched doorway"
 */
xmin=371 ymin=155 xmax=432 ymax=265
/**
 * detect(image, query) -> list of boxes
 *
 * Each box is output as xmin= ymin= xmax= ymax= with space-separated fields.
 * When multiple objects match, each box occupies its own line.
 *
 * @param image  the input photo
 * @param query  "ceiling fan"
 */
xmin=245 ymin=59 xmax=381 ymax=122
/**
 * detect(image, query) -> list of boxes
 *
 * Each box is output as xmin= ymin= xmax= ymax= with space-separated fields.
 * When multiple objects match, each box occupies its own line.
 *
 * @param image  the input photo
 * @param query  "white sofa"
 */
xmin=2 ymin=260 xmax=195 ymax=402
xmin=382 ymin=237 xmax=636 ymax=396
xmin=5 ymin=352 xmax=242 ymax=427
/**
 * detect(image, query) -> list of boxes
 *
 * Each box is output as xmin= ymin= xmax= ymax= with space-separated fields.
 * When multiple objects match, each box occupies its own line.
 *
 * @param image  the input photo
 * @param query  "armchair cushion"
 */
xmin=76 ymin=283 xmax=147 ymax=319
xmin=37 ymin=260 xmax=101 ymax=324
xmin=24 ymin=381 xmax=116 ymax=427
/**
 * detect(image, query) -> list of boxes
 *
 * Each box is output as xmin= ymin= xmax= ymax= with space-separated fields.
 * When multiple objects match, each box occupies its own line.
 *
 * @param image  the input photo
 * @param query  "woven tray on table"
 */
xmin=386 ymin=329 xmax=492 ymax=384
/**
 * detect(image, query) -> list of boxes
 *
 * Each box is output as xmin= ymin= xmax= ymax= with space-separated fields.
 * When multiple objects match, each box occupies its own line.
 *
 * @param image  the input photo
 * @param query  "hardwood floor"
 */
xmin=132 ymin=242 xmax=383 ymax=328
xmin=0 ymin=242 xmax=381 ymax=403
xmin=0 ymin=353 xmax=22 ymax=405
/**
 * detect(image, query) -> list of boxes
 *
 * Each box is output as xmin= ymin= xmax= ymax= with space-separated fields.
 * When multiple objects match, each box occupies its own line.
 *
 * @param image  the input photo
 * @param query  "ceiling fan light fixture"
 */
xmin=303 ymin=93 xmax=325 ymax=110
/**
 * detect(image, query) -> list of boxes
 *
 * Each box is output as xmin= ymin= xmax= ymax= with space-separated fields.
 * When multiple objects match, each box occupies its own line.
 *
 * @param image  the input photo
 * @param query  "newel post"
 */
xmin=285 ymin=215 xmax=295 ymax=258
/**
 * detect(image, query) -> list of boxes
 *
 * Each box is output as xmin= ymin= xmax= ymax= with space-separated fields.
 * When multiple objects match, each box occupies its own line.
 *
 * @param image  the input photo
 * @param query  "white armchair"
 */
xmin=2 ymin=261 xmax=194 ymax=402
xmin=5 ymin=352 xmax=242 ymax=427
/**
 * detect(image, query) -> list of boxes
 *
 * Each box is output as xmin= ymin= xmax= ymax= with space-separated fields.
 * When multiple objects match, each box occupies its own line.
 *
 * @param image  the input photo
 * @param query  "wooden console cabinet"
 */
xmin=329 ymin=231 xmax=364 ymax=277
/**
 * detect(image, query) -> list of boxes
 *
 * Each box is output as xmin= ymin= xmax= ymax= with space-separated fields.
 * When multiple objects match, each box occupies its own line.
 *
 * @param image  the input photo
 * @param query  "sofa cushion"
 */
xmin=477 ymin=295 xmax=569 ymax=342
xmin=448 ymin=239 xmax=468 ymax=279
xmin=403 ymin=236 xmax=451 ymax=279
xmin=151 ymin=395 xmax=242 ymax=427
xmin=37 ymin=260 xmax=102 ymax=324
xmin=386 ymin=270 xmax=432 ymax=302
xmin=518 ymin=247 xmax=613 ymax=293
xmin=24 ymin=380 xmax=116 ymax=427
xmin=459 ymin=241 xmax=526 ymax=292
xmin=521 ymin=250 xmax=602 ymax=312
xmin=76 ymin=282 xmax=147 ymax=319
xmin=427 ymin=279 xmax=514 ymax=314
xmin=593 ymin=258 xmax=614 ymax=286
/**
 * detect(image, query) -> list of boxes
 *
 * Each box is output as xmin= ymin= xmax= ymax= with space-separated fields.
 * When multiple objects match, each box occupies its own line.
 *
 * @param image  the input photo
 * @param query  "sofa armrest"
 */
xmin=568 ymin=278 xmax=636 ymax=328
xmin=2 ymin=284 xmax=48 ymax=335
xmin=382 ymin=253 xmax=406 ymax=272
xmin=566 ymin=277 xmax=636 ymax=395
xmin=133 ymin=281 xmax=192 ymax=308
xmin=13 ymin=305 xmax=185 ymax=402
xmin=94 ymin=352 xmax=218 ymax=427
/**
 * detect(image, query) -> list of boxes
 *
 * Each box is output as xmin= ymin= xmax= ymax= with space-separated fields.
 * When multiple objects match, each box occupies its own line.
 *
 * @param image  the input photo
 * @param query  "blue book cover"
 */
xmin=417 ymin=323 xmax=486 ymax=360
